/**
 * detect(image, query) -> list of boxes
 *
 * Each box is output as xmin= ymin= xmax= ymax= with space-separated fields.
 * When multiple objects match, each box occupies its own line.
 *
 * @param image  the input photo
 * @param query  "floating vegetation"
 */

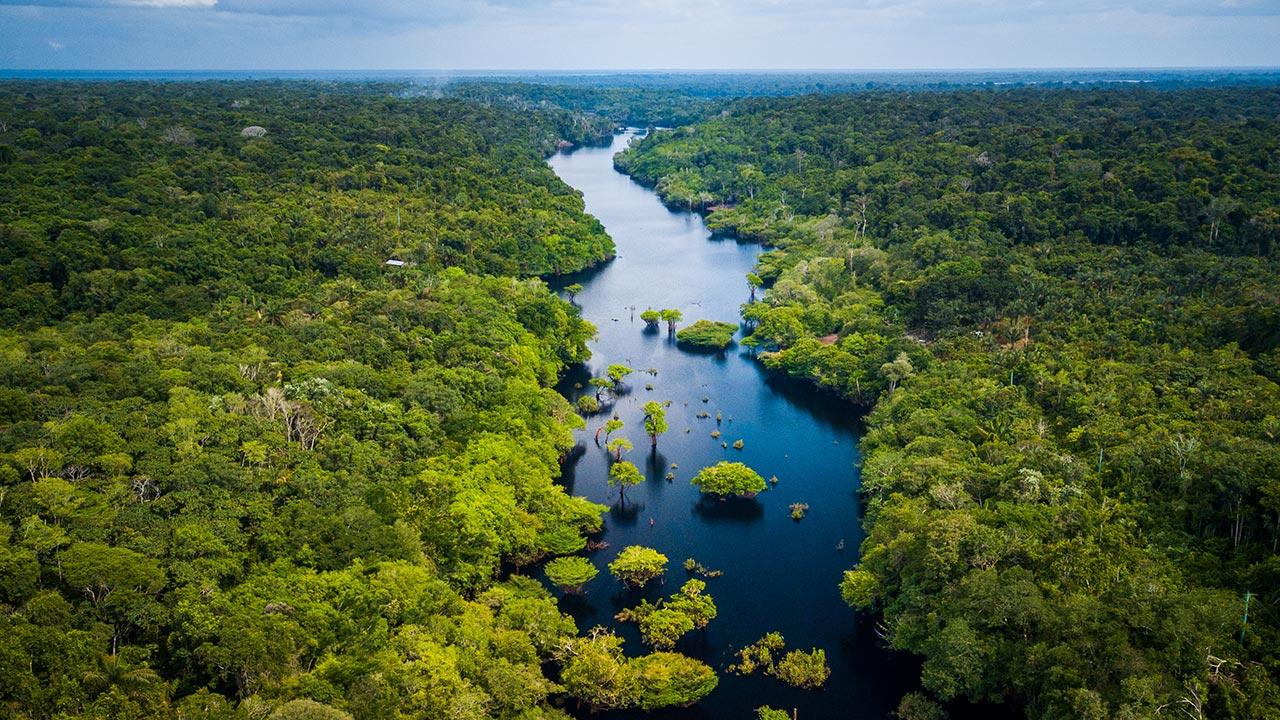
xmin=702 ymin=396 xmax=710 ymax=403
xmin=721 ymin=441 xmax=728 ymax=449
xmin=790 ymin=503 xmax=810 ymax=521
xmin=696 ymin=410 xmax=710 ymax=419
xmin=666 ymin=471 xmax=675 ymax=481
xmin=645 ymin=367 xmax=659 ymax=376
xmin=715 ymin=411 xmax=723 ymax=424
xmin=769 ymin=475 xmax=779 ymax=485
xmin=645 ymin=383 xmax=654 ymax=391
xmin=710 ymin=430 xmax=721 ymax=439
xmin=732 ymin=439 xmax=744 ymax=450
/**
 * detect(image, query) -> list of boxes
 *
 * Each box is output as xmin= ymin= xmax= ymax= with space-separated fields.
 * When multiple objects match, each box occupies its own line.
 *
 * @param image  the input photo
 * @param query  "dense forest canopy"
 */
xmin=0 ymin=81 xmax=616 ymax=328
xmin=618 ymin=86 xmax=1280 ymax=718
xmin=0 ymin=82 xmax=719 ymax=719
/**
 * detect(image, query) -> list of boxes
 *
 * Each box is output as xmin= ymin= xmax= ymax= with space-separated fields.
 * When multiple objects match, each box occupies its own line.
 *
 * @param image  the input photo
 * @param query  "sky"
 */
xmin=0 ymin=0 xmax=1278 ymax=70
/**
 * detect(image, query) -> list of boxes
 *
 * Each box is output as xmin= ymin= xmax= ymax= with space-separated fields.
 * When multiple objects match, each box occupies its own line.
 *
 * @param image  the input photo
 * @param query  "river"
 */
xmin=548 ymin=130 xmax=918 ymax=718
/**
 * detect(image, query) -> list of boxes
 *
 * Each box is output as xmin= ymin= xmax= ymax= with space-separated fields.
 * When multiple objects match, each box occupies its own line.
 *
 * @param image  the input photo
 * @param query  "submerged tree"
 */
xmin=609 ymin=460 xmax=644 ymax=503
xmin=545 ymin=556 xmax=599 ymax=593
xmin=609 ymin=546 xmax=669 ymax=588
xmin=641 ymin=308 xmax=661 ymax=328
xmin=607 ymin=363 xmax=635 ymax=387
xmin=660 ymin=308 xmax=683 ymax=334
xmin=691 ymin=461 xmax=767 ymax=498
xmin=565 ymin=283 xmax=584 ymax=302
xmin=606 ymin=436 xmax=634 ymax=462
xmin=643 ymin=401 xmax=669 ymax=447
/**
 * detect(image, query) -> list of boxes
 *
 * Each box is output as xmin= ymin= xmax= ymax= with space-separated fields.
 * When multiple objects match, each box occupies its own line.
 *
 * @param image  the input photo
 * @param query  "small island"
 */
xmin=676 ymin=320 xmax=738 ymax=350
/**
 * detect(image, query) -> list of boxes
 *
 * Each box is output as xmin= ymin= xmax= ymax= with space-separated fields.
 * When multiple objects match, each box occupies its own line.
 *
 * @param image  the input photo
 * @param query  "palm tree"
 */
xmin=82 ymin=653 xmax=164 ymax=703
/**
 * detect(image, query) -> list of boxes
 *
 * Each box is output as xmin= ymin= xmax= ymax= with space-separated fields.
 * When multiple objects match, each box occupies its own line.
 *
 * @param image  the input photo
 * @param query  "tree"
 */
xmin=616 ymin=580 xmax=716 ymax=649
xmin=631 ymin=652 xmax=718 ymax=710
xmin=607 ymin=363 xmax=634 ymax=386
xmin=642 ymin=401 xmax=669 ymax=447
xmin=666 ymin=579 xmax=717 ymax=629
xmin=269 ymin=699 xmax=354 ymax=720
xmin=774 ymin=649 xmax=831 ymax=689
xmin=560 ymin=629 xmax=639 ymax=712
xmin=602 ymin=417 xmax=624 ymax=443
xmin=606 ymin=436 xmax=633 ymax=462
xmin=691 ymin=461 xmax=767 ymax=498
xmin=609 ymin=460 xmax=643 ymax=503
xmin=545 ymin=556 xmax=599 ymax=593
xmin=589 ymin=376 xmax=614 ymax=401
xmin=641 ymin=308 xmax=661 ymax=328
xmin=895 ymin=693 xmax=948 ymax=720
xmin=660 ymin=308 xmax=683 ymax=334
xmin=564 ymin=283 xmax=584 ymax=302
xmin=609 ymin=545 xmax=668 ymax=588
xmin=840 ymin=568 xmax=878 ymax=608
xmin=880 ymin=351 xmax=914 ymax=394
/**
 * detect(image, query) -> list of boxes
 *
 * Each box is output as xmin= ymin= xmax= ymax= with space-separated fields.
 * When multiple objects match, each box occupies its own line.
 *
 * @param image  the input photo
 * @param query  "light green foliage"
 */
xmin=608 ymin=545 xmax=668 ymax=588
xmin=839 ymin=568 xmax=878 ymax=608
xmin=576 ymin=395 xmax=600 ymax=414
xmin=774 ymin=648 xmax=831 ymax=689
xmin=642 ymin=401 xmax=669 ymax=446
xmin=631 ymin=652 xmax=718 ymax=710
xmin=606 ymin=363 xmax=634 ymax=385
xmin=269 ymin=699 xmax=354 ymax=720
xmin=676 ymin=320 xmax=737 ymax=349
xmin=544 ymin=556 xmax=599 ymax=592
xmin=659 ymin=308 xmax=684 ymax=332
xmin=757 ymin=707 xmax=790 ymax=720
xmin=640 ymin=308 xmax=661 ymax=326
xmin=608 ymin=460 xmax=644 ymax=502
xmin=691 ymin=461 xmax=767 ymax=498
xmin=559 ymin=629 xmax=717 ymax=712
xmin=606 ymin=436 xmax=634 ymax=461
xmin=616 ymin=579 xmax=717 ymax=649
xmin=730 ymin=633 xmax=829 ymax=690
xmin=729 ymin=632 xmax=786 ymax=675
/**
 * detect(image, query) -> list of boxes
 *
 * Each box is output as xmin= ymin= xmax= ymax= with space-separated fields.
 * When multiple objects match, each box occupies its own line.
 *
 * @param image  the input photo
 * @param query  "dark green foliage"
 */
xmin=675 ymin=320 xmax=738 ymax=349
xmin=0 ymin=81 xmax=615 ymax=329
xmin=620 ymin=86 xmax=1280 ymax=718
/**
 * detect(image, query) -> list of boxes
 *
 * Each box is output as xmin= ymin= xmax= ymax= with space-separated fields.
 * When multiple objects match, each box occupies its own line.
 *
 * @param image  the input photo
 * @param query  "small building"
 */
xmin=384 ymin=259 xmax=406 ymax=267
xmin=240 ymin=126 xmax=267 ymax=138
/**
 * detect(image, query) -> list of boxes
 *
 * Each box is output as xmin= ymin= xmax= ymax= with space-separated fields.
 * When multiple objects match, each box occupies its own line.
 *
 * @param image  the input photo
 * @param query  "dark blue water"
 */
xmin=546 ymin=131 xmax=918 ymax=718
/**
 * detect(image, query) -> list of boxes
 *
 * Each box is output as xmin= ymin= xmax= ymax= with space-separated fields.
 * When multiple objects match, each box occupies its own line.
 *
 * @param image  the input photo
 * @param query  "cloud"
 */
xmin=0 ymin=0 xmax=215 ymax=6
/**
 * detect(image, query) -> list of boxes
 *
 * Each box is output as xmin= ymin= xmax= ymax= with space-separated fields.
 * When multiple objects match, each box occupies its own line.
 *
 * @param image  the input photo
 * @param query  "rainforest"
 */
xmin=1 ymin=72 xmax=1279 ymax=720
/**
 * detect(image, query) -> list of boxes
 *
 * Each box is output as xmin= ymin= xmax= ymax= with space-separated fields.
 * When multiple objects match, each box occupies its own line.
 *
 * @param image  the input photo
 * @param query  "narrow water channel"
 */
xmin=548 ymin=131 xmax=917 ymax=718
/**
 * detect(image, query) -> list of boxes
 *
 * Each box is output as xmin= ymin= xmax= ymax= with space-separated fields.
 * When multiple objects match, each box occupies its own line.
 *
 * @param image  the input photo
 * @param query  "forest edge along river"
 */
xmin=544 ymin=129 xmax=920 ymax=719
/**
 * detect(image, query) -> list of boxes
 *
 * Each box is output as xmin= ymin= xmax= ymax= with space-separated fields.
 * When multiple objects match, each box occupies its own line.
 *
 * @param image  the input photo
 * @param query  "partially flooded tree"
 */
xmin=660 ymin=308 xmax=683 ymax=334
xmin=609 ymin=545 xmax=668 ymax=588
xmin=545 ymin=556 xmax=599 ymax=593
xmin=609 ymin=460 xmax=643 ymax=503
xmin=607 ymin=436 xmax=634 ymax=462
xmin=641 ymin=308 xmax=661 ymax=328
xmin=691 ymin=461 xmax=767 ymax=498
xmin=642 ymin=401 xmax=669 ymax=447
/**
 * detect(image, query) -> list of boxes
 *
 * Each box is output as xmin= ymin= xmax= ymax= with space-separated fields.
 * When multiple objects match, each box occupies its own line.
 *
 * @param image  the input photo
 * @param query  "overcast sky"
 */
xmin=1 ymin=0 xmax=1278 ymax=70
